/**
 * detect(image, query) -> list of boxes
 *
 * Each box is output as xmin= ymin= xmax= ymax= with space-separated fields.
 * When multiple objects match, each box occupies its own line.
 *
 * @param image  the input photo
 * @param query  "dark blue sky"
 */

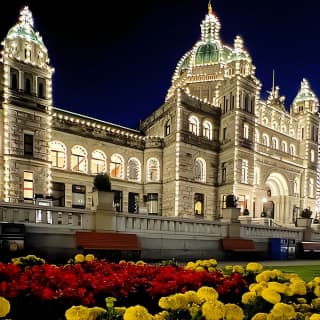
xmin=2 ymin=1 xmax=320 ymax=129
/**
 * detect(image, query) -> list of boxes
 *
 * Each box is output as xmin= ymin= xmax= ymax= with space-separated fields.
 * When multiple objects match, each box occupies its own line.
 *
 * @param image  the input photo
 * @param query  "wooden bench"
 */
xmin=75 ymin=231 xmax=141 ymax=260
xmin=221 ymin=238 xmax=263 ymax=259
xmin=298 ymin=241 xmax=320 ymax=258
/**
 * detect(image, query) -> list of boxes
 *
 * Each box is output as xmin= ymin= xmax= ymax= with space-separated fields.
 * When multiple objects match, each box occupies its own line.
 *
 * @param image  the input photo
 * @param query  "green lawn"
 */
xmin=265 ymin=265 xmax=320 ymax=282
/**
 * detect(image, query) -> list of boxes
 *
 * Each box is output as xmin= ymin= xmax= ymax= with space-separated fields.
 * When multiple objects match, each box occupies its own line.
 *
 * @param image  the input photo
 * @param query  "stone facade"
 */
xmin=0 ymin=5 xmax=319 ymax=228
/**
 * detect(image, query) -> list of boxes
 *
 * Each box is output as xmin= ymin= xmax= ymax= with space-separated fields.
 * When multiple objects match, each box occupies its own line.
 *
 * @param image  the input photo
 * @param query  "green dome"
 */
xmin=195 ymin=42 xmax=219 ymax=65
xmin=7 ymin=24 xmax=45 ymax=48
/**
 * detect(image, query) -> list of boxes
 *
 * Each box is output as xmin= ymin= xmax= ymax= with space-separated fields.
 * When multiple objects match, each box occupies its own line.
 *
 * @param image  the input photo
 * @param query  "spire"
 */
xmin=208 ymin=1 xmax=213 ymax=15
xmin=19 ymin=6 xmax=34 ymax=28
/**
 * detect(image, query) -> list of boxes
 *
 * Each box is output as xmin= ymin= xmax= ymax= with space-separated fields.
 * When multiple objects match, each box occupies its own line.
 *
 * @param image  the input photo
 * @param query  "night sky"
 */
xmin=2 ymin=1 xmax=320 ymax=129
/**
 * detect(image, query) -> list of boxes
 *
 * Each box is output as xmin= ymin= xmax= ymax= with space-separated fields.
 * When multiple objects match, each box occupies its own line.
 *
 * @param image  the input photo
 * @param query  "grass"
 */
xmin=265 ymin=265 xmax=320 ymax=282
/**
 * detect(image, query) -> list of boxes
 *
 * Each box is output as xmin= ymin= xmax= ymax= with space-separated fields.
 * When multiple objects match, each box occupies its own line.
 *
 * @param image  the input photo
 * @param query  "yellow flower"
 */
xmin=209 ymin=258 xmax=218 ymax=266
xmin=185 ymin=290 xmax=202 ymax=305
xmin=250 ymin=281 xmax=268 ymax=294
xmin=85 ymin=254 xmax=95 ymax=262
xmin=256 ymin=271 xmax=272 ymax=283
xmin=267 ymin=282 xmax=287 ymax=294
xmin=119 ymin=260 xmax=127 ymax=265
xmin=0 ymin=297 xmax=10 ymax=318
xmin=261 ymin=288 xmax=281 ymax=304
xmin=225 ymin=265 xmax=233 ymax=272
xmin=246 ymin=262 xmax=263 ymax=273
xmin=202 ymin=300 xmax=224 ymax=320
xmin=208 ymin=267 xmax=216 ymax=273
xmin=297 ymin=297 xmax=307 ymax=304
xmin=123 ymin=305 xmax=153 ymax=320
xmin=232 ymin=265 xmax=244 ymax=274
xmin=135 ymin=260 xmax=145 ymax=266
xmin=312 ymin=297 xmax=320 ymax=310
xmin=185 ymin=261 xmax=196 ymax=270
xmin=88 ymin=306 xmax=106 ymax=320
xmin=251 ymin=313 xmax=268 ymax=320
xmin=223 ymin=303 xmax=244 ymax=320
xmin=197 ymin=286 xmax=219 ymax=302
xmin=241 ymin=291 xmax=256 ymax=304
xmin=269 ymin=302 xmax=296 ymax=319
xmin=310 ymin=314 xmax=320 ymax=320
xmin=196 ymin=266 xmax=205 ymax=272
xmin=289 ymin=280 xmax=307 ymax=296
xmin=314 ymin=285 xmax=320 ymax=297
xmin=74 ymin=254 xmax=85 ymax=263
xmin=65 ymin=305 xmax=90 ymax=320
xmin=153 ymin=310 xmax=169 ymax=320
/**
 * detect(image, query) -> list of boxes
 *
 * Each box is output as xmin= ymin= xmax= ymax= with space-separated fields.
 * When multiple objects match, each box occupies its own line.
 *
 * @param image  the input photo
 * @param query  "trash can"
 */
xmin=288 ymin=239 xmax=296 ymax=259
xmin=270 ymin=238 xmax=288 ymax=260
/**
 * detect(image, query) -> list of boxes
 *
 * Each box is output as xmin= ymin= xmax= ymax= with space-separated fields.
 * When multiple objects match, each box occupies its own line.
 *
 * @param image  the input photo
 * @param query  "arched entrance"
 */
xmin=264 ymin=172 xmax=289 ymax=223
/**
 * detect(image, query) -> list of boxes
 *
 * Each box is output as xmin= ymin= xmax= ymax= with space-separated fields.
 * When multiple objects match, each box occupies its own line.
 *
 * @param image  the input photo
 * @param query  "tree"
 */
xmin=93 ymin=173 xmax=111 ymax=192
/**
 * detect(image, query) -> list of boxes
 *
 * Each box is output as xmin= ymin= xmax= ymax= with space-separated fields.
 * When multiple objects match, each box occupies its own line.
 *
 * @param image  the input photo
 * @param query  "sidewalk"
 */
xmin=218 ymin=259 xmax=320 ymax=267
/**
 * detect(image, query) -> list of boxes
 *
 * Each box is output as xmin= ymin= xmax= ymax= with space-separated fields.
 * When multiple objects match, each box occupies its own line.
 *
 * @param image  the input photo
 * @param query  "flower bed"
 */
xmin=0 ymin=255 xmax=319 ymax=319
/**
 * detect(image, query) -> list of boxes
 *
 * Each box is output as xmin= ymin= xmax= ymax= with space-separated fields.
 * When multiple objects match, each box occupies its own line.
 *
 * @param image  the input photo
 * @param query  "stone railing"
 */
xmin=114 ymin=213 xmax=228 ymax=238
xmin=0 ymin=202 xmax=90 ymax=229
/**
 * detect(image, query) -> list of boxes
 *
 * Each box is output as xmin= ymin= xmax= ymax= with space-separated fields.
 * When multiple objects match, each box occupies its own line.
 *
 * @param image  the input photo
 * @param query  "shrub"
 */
xmin=225 ymin=194 xmax=237 ymax=208
xmin=301 ymin=208 xmax=312 ymax=218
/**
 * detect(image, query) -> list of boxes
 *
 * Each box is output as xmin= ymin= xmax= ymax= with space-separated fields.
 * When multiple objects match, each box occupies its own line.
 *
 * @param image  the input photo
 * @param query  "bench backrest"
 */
xmin=301 ymin=242 xmax=320 ymax=251
xmin=75 ymin=231 xmax=141 ymax=250
xmin=222 ymin=238 xmax=255 ymax=250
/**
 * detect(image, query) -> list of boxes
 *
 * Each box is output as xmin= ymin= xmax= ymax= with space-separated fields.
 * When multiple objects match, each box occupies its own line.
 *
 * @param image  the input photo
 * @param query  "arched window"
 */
xmin=262 ymin=134 xmax=269 ymax=146
xmin=127 ymin=157 xmax=141 ymax=181
xmin=309 ymin=178 xmax=314 ymax=198
xmin=91 ymin=150 xmax=106 ymax=174
xmin=194 ymin=158 xmax=206 ymax=183
xmin=50 ymin=141 xmax=66 ymax=169
xmin=289 ymin=144 xmax=295 ymax=156
xmin=164 ymin=119 xmax=171 ymax=136
xmin=110 ymin=154 xmax=124 ymax=179
xmin=203 ymin=121 xmax=212 ymax=140
xmin=71 ymin=145 xmax=87 ymax=173
xmin=281 ymin=141 xmax=287 ymax=153
xmin=188 ymin=115 xmax=199 ymax=135
xmin=271 ymin=137 xmax=278 ymax=149
xmin=147 ymin=158 xmax=160 ymax=182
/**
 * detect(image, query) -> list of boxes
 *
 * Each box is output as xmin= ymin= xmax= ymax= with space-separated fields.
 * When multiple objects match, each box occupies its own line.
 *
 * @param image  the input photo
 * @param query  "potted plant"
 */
xmin=296 ymin=207 xmax=312 ymax=228
xmin=225 ymin=194 xmax=237 ymax=208
xmin=93 ymin=173 xmax=111 ymax=192
xmin=222 ymin=194 xmax=240 ymax=222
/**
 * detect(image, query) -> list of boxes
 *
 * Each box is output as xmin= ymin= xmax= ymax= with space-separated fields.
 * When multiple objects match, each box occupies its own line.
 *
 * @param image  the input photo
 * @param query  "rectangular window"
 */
xmin=241 ymin=159 xmax=248 ymax=184
xmin=128 ymin=192 xmax=139 ymax=213
xmin=52 ymin=182 xmax=65 ymax=207
xmin=194 ymin=193 xmax=204 ymax=216
xmin=24 ymin=133 xmax=33 ymax=157
xmin=72 ymin=185 xmax=86 ymax=209
xmin=110 ymin=161 xmax=121 ymax=178
xmin=301 ymin=127 xmax=304 ymax=139
xmin=91 ymin=159 xmax=105 ymax=175
xmin=23 ymin=171 xmax=33 ymax=201
xmin=113 ymin=190 xmax=123 ymax=212
xmin=221 ymin=162 xmax=226 ymax=184
xmin=71 ymin=154 xmax=85 ymax=172
xmin=147 ymin=193 xmax=158 ymax=214
xmin=223 ymin=127 xmax=227 ymax=140
xmin=243 ymin=123 xmax=249 ymax=139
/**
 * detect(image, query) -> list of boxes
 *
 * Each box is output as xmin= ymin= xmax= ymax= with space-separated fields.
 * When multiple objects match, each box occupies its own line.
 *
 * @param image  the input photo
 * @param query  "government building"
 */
xmin=0 ymin=4 xmax=319 ymax=260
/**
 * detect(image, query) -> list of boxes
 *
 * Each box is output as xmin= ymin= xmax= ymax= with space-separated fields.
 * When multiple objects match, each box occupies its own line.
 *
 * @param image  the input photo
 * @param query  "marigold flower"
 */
xmin=312 ymin=297 xmax=320 ymax=310
xmin=310 ymin=314 xmax=320 ymax=320
xmin=74 ymin=254 xmax=85 ymax=263
xmin=289 ymin=280 xmax=307 ymax=296
xmin=267 ymin=282 xmax=287 ymax=294
xmin=261 ymin=288 xmax=281 ymax=304
xmin=232 ymin=265 xmax=244 ymax=274
xmin=314 ymin=285 xmax=320 ymax=297
xmin=153 ymin=310 xmax=169 ymax=320
xmin=202 ymin=300 xmax=224 ymax=320
xmin=135 ymin=260 xmax=145 ymax=266
xmin=246 ymin=262 xmax=263 ymax=273
xmin=0 ymin=296 xmax=10 ymax=317
xmin=256 ymin=271 xmax=272 ymax=283
xmin=88 ymin=306 xmax=106 ymax=320
xmin=85 ymin=254 xmax=95 ymax=262
xmin=65 ymin=305 xmax=90 ymax=320
xmin=241 ymin=291 xmax=256 ymax=304
xmin=223 ymin=303 xmax=244 ymax=320
xmin=123 ymin=305 xmax=153 ymax=320
xmin=197 ymin=286 xmax=218 ymax=302
xmin=269 ymin=302 xmax=296 ymax=319
xmin=251 ymin=313 xmax=268 ymax=320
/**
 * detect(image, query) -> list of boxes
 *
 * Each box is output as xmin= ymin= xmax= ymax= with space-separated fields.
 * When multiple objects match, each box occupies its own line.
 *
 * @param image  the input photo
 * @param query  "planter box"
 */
xmin=222 ymin=207 xmax=240 ymax=222
xmin=296 ymin=218 xmax=312 ymax=228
